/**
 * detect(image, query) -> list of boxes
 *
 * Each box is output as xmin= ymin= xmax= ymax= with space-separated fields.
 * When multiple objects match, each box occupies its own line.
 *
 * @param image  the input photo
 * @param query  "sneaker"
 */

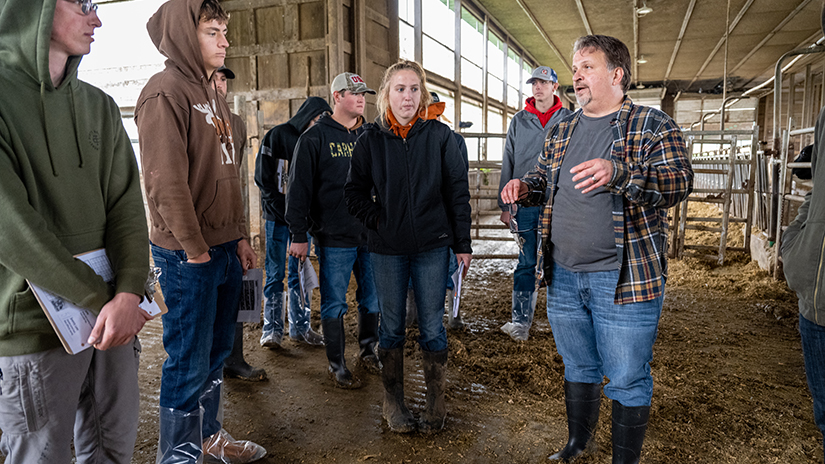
xmin=500 ymin=322 xmax=529 ymax=341
xmin=291 ymin=328 xmax=325 ymax=346
xmin=203 ymin=429 xmax=266 ymax=463
xmin=259 ymin=332 xmax=282 ymax=349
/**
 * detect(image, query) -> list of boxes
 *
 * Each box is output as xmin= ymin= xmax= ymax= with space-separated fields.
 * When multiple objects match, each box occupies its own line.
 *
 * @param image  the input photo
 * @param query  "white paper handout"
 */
xmin=450 ymin=261 xmax=465 ymax=318
xmin=236 ymin=268 xmax=263 ymax=323
xmin=28 ymin=249 xmax=163 ymax=355
xmin=297 ymin=259 xmax=319 ymax=310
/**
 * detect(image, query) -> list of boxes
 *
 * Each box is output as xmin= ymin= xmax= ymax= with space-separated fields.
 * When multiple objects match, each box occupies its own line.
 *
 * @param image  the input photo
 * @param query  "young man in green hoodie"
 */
xmin=0 ymin=0 xmax=152 ymax=462
xmin=135 ymin=0 xmax=265 ymax=462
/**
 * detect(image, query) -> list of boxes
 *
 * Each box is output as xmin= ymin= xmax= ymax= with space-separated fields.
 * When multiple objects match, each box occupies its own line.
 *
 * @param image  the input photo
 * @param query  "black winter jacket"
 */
xmin=345 ymin=117 xmax=472 ymax=255
xmin=254 ymin=97 xmax=331 ymax=224
xmin=286 ymin=114 xmax=367 ymax=247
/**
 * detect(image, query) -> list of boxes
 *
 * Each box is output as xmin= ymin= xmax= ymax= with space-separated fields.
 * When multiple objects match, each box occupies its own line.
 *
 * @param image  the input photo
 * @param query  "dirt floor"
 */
xmin=122 ymin=208 xmax=823 ymax=463
xmin=7 ymin=205 xmax=817 ymax=463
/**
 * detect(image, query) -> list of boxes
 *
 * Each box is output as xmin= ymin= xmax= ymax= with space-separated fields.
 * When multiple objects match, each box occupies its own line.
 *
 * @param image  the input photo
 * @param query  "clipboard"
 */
xmin=28 ymin=249 xmax=165 ymax=354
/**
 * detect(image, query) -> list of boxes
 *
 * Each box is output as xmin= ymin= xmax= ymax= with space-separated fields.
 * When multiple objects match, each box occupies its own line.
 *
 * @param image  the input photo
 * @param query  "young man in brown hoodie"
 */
xmin=135 ymin=0 xmax=265 ymax=462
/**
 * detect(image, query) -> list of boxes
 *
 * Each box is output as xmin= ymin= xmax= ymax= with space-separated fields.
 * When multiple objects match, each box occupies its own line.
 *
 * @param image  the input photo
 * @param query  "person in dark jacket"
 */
xmin=287 ymin=72 xmax=380 ymax=389
xmin=345 ymin=60 xmax=472 ymax=434
xmin=405 ymin=92 xmax=469 ymax=330
xmin=498 ymin=66 xmax=572 ymax=342
xmin=255 ymin=97 xmax=330 ymax=349
xmin=781 ymin=8 xmax=825 ymax=462
xmin=214 ymin=66 xmax=267 ymax=383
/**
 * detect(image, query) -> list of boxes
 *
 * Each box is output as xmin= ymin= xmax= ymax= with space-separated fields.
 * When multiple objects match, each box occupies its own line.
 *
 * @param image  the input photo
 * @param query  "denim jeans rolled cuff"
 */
xmin=286 ymin=235 xmax=312 ymax=337
xmin=800 ymin=313 xmax=825 ymax=444
xmin=316 ymin=245 xmax=379 ymax=321
xmin=263 ymin=221 xmax=290 ymax=337
xmin=372 ymin=247 xmax=449 ymax=352
xmin=513 ymin=206 xmax=540 ymax=293
xmin=151 ymin=241 xmax=242 ymax=417
xmin=545 ymin=261 xmax=663 ymax=407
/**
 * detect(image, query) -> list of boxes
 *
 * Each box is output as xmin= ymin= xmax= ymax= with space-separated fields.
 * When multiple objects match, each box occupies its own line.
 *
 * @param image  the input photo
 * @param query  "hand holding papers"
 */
xmin=450 ymin=261 xmax=465 ymax=318
xmin=28 ymin=249 xmax=164 ymax=354
xmin=298 ymin=259 xmax=319 ymax=310
xmin=237 ymin=269 xmax=264 ymax=323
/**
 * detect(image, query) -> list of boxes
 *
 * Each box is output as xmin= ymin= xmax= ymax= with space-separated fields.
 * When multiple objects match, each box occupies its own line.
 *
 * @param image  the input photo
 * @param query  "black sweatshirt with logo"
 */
xmin=286 ymin=113 xmax=367 ymax=247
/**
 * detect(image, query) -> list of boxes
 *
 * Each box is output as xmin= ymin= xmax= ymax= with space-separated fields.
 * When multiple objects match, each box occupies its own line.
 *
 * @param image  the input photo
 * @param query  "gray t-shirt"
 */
xmin=550 ymin=112 xmax=619 ymax=272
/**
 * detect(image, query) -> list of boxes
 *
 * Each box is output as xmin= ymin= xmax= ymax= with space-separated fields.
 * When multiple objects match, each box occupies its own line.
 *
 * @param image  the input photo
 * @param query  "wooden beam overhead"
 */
xmin=684 ymin=0 xmax=755 ymax=89
xmin=574 ymin=0 xmax=592 ymax=36
xmin=513 ymin=0 xmax=571 ymax=76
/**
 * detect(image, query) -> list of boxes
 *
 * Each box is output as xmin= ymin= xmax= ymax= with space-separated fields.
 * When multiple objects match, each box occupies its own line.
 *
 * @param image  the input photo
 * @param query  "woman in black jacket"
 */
xmin=345 ymin=60 xmax=472 ymax=434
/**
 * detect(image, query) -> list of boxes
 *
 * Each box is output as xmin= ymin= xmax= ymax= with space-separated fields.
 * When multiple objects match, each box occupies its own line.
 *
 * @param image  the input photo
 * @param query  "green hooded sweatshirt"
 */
xmin=0 ymin=0 xmax=150 ymax=356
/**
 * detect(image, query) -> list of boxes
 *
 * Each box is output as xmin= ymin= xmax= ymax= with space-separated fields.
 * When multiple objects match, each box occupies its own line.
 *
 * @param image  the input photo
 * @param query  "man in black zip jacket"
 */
xmin=287 ymin=73 xmax=380 ymax=389
xmin=255 ymin=97 xmax=330 ymax=350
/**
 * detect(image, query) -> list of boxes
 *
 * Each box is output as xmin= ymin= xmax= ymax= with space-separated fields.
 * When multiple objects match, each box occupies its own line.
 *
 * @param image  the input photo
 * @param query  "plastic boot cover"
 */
xmin=445 ymin=288 xmax=465 ymax=330
xmin=199 ymin=377 xmax=223 ymax=437
xmin=260 ymin=291 xmax=286 ymax=348
xmin=156 ymin=407 xmax=204 ymax=464
xmin=287 ymin=286 xmax=311 ymax=336
xmin=405 ymin=287 xmax=418 ymax=328
xmin=291 ymin=327 xmax=325 ymax=346
xmin=224 ymin=324 xmax=267 ymax=381
xmin=202 ymin=429 xmax=266 ymax=464
xmin=500 ymin=290 xmax=537 ymax=341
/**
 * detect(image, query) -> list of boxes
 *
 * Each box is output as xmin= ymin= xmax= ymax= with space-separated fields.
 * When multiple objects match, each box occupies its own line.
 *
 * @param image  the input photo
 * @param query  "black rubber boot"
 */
xmin=322 ymin=318 xmax=362 ymax=389
xmin=611 ymin=400 xmax=650 ymax=464
xmin=418 ymin=349 xmax=448 ymax=433
xmin=357 ymin=312 xmax=381 ymax=374
xmin=223 ymin=323 xmax=267 ymax=381
xmin=548 ymin=381 xmax=601 ymax=461
xmin=377 ymin=347 xmax=416 ymax=433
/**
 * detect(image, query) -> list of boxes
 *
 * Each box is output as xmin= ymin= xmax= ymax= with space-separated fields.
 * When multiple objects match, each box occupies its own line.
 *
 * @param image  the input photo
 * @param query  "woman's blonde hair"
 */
xmin=376 ymin=60 xmax=433 ymax=120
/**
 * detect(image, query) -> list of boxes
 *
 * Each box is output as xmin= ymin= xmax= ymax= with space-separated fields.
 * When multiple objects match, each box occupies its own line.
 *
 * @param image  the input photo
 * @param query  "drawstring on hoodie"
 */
xmin=39 ymin=81 xmax=86 ymax=176
xmin=39 ymin=81 xmax=58 ymax=176
xmin=69 ymin=85 xmax=84 ymax=168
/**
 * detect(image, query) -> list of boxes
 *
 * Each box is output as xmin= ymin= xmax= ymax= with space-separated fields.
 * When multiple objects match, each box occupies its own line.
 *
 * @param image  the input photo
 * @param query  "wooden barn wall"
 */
xmin=220 ymin=0 xmax=398 ymax=242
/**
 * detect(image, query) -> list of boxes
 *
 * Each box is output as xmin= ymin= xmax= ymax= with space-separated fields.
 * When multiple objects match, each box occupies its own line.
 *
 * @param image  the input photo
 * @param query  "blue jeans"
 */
xmin=546 ymin=262 xmax=664 ymax=407
xmin=263 ymin=221 xmax=289 ymax=337
xmin=514 ymin=206 xmax=540 ymax=292
xmin=800 ymin=314 xmax=825 ymax=454
xmin=315 ymin=245 xmax=379 ymax=320
xmin=151 ymin=241 xmax=241 ymax=438
xmin=372 ymin=247 xmax=449 ymax=352
xmin=263 ymin=220 xmax=312 ymax=338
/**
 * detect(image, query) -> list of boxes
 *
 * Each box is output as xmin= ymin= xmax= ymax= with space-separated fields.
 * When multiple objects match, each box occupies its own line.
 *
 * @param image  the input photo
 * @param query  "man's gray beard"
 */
xmin=576 ymin=91 xmax=591 ymax=108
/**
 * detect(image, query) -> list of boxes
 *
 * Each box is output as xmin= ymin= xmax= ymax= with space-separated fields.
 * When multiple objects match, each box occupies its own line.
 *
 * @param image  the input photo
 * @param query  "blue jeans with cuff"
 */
xmin=315 ymin=245 xmax=378 ymax=321
xmin=372 ymin=246 xmax=450 ymax=352
xmin=546 ymin=261 xmax=664 ymax=407
xmin=151 ymin=240 xmax=241 ymax=438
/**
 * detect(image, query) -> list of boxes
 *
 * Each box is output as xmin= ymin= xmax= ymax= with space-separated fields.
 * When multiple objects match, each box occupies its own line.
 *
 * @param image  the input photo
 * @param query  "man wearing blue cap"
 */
xmin=497 ymin=65 xmax=571 ymax=342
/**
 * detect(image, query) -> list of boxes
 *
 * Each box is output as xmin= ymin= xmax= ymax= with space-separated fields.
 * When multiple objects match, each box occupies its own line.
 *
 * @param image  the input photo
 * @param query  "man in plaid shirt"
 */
xmin=501 ymin=35 xmax=693 ymax=464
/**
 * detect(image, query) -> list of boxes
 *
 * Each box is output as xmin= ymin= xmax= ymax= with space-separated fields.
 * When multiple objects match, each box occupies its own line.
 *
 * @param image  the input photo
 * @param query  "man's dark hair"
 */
xmin=573 ymin=35 xmax=632 ymax=92
xmin=200 ymin=0 xmax=229 ymax=24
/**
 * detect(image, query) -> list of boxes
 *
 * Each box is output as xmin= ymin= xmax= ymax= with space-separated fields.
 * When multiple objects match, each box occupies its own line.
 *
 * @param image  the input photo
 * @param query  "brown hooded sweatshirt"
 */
xmin=135 ymin=0 xmax=246 ymax=258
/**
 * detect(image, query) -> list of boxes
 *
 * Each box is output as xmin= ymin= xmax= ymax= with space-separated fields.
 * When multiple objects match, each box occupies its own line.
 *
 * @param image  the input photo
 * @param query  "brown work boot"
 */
xmin=202 ymin=429 xmax=266 ymax=463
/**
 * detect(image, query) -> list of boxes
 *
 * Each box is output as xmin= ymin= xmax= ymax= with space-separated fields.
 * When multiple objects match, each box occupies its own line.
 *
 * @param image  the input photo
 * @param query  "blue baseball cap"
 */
xmin=526 ymin=66 xmax=558 ymax=84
